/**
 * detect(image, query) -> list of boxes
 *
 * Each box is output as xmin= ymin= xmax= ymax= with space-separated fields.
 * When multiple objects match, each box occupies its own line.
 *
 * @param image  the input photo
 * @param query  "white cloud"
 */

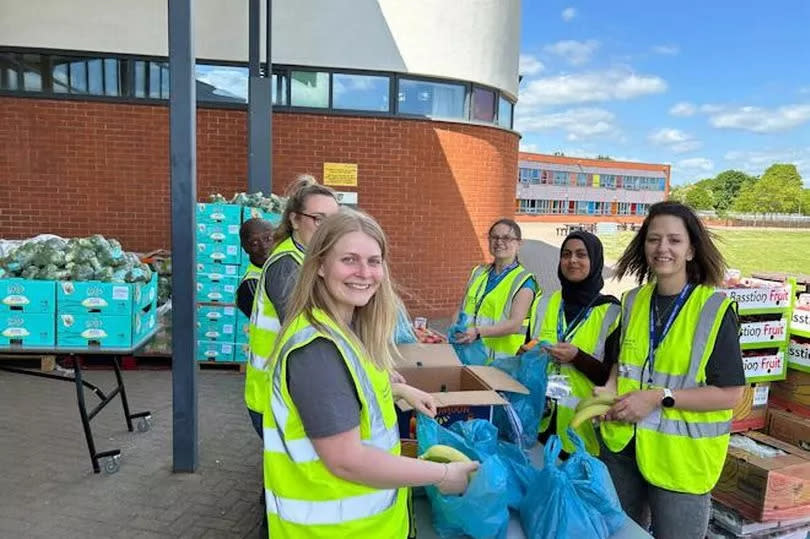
xmin=648 ymin=128 xmax=702 ymax=153
xmin=518 ymin=68 xmax=667 ymax=107
xmin=519 ymin=142 xmax=540 ymax=153
xmin=724 ymin=147 xmax=810 ymax=180
xmin=196 ymin=67 xmax=248 ymax=101
xmin=677 ymin=157 xmax=715 ymax=172
xmin=515 ymin=107 xmax=617 ymax=140
xmin=800 ymin=87 xmax=810 ymax=95
xmin=708 ymin=104 xmax=810 ymax=133
xmin=561 ymin=7 xmax=577 ymax=21
xmin=652 ymin=44 xmax=680 ymax=55
xmin=544 ymin=40 xmax=600 ymax=66
xmin=669 ymin=102 xmax=697 ymax=117
xmin=519 ymin=54 xmax=544 ymax=76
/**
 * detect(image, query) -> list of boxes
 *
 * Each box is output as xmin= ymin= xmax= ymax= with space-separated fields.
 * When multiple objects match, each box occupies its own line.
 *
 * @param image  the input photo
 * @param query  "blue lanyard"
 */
xmin=646 ymin=284 xmax=693 ymax=384
xmin=556 ymin=297 xmax=597 ymax=342
xmin=472 ymin=262 xmax=518 ymax=319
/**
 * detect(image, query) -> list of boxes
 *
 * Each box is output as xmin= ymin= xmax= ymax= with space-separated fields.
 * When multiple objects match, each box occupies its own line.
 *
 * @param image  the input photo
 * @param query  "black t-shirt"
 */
xmin=236 ymin=278 xmax=258 ymax=318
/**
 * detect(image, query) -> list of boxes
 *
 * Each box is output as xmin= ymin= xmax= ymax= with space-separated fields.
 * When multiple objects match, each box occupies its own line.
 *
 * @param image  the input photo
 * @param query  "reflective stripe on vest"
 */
xmin=265 ymin=488 xmax=398 ymax=526
xmin=460 ymin=264 xmax=534 ymax=361
xmin=600 ymin=283 xmax=733 ymax=494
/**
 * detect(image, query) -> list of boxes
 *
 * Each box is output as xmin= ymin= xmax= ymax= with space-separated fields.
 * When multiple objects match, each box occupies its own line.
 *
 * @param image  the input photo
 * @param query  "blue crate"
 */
xmin=196 ymin=340 xmax=234 ymax=362
xmin=133 ymin=305 xmax=158 ymax=347
xmin=235 ymin=310 xmax=250 ymax=343
xmin=197 ymin=242 xmax=241 ymax=265
xmin=234 ymin=341 xmax=250 ymax=363
xmin=133 ymin=273 xmax=158 ymax=311
xmin=196 ymin=263 xmax=240 ymax=279
xmin=196 ymin=316 xmax=236 ymax=342
xmin=0 ymin=279 xmax=56 ymax=313
xmin=0 ymin=312 xmax=56 ymax=348
xmin=196 ymin=222 xmax=241 ymax=244
xmin=56 ymin=313 xmax=132 ymax=349
xmin=241 ymin=206 xmax=282 ymax=226
xmin=196 ymin=202 xmax=242 ymax=225
xmin=196 ymin=275 xmax=238 ymax=303
xmin=57 ymin=280 xmax=133 ymax=315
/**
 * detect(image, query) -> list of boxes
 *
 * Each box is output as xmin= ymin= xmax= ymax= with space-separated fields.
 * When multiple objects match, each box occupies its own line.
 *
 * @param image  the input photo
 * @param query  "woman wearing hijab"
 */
xmin=528 ymin=230 xmax=621 ymax=455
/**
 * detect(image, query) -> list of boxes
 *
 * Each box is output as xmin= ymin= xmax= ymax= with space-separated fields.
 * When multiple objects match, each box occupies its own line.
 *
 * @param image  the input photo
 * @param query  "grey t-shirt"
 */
xmin=263 ymin=255 xmax=300 ymax=323
xmin=287 ymin=337 xmax=362 ymax=438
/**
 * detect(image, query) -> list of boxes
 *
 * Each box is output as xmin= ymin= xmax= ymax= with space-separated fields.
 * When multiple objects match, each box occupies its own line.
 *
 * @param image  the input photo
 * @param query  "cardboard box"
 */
xmin=196 ymin=340 xmax=234 ymax=362
xmin=740 ymin=318 xmax=788 ymax=345
xmin=235 ymin=310 xmax=250 ymax=344
xmin=789 ymin=339 xmax=810 ymax=372
xmin=234 ymin=342 xmax=250 ymax=363
xmin=195 ymin=202 xmax=242 ymax=225
xmin=56 ymin=313 xmax=132 ymax=349
xmin=732 ymin=382 xmax=770 ymax=432
xmin=767 ymin=408 xmax=810 ymax=451
xmin=196 ymin=315 xmax=235 ymax=342
xmin=394 ymin=343 xmax=462 ymax=369
xmin=196 ymin=222 xmax=241 ymax=244
xmin=771 ymin=369 xmax=810 ymax=417
xmin=395 ymin=365 xmax=528 ymax=441
xmin=196 ymin=263 xmax=240 ymax=279
xmin=196 ymin=242 xmax=241 ymax=266
xmin=742 ymin=348 xmax=786 ymax=382
xmin=132 ymin=305 xmax=157 ymax=347
xmin=719 ymin=283 xmax=793 ymax=313
xmin=0 ymin=312 xmax=55 ymax=348
xmin=792 ymin=305 xmax=810 ymax=337
xmin=195 ymin=275 xmax=238 ymax=303
xmin=132 ymin=273 xmax=158 ymax=311
xmin=0 ymin=279 xmax=56 ymax=313
xmin=57 ymin=280 xmax=134 ymax=315
xmin=713 ymin=431 xmax=810 ymax=522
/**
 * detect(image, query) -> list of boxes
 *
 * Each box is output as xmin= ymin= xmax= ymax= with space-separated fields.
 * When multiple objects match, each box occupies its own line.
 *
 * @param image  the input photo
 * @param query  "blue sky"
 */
xmin=516 ymin=1 xmax=810 ymax=185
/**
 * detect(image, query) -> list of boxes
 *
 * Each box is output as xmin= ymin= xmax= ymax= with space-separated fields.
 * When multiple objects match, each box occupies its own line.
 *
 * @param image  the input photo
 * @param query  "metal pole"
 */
xmin=168 ymin=0 xmax=198 ymax=473
xmin=247 ymin=0 xmax=271 ymax=194
xmin=266 ymin=0 xmax=273 ymax=195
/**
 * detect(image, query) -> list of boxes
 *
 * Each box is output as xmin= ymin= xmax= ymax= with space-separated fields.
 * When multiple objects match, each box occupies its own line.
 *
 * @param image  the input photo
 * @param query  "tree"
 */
xmin=712 ymin=170 xmax=757 ymax=211
xmin=732 ymin=164 xmax=802 ymax=213
xmin=684 ymin=183 xmax=714 ymax=210
xmin=801 ymin=189 xmax=810 ymax=215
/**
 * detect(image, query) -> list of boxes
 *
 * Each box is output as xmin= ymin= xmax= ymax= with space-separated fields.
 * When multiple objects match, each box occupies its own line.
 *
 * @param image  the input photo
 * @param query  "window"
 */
xmin=133 ymin=60 xmax=169 ymax=99
xmin=272 ymin=73 xmax=287 ymax=106
xmin=553 ymin=171 xmax=567 ymax=186
xmin=398 ymin=78 xmax=465 ymax=119
xmin=497 ymin=96 xmax=512 ymax=128
xmin=291 ymin=70 xmax=329 ymax=108
xmin=472 ymin=87 xmax=495 ymax=123
xmin=196 ymin=64 xmax=248 ymax=104
xmin=0 ymin=52 xmax=18 ymax=90
xmin=577 ymin=173 xmax=587 ymax=187
xmin=332 ymin=73 xmax=390 ymax=112
xmin=577 ymin=201 xmax=589 ymax=214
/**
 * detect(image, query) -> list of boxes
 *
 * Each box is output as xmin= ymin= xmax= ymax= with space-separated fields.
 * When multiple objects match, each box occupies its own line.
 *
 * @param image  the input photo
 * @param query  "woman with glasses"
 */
xmin=529 ymin=230 xmax=620 ymax=456
xmin=454 ymin=218 xmax=537 ymax=362
xmin=246 ymin=175 xmax=340 ymax=438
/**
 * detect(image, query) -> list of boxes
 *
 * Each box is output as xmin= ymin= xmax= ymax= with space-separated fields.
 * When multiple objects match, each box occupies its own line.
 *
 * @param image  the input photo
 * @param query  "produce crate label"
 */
xmin=3 ymin=295 xmax=29 ymax=307
xmin=740 ymin=319 xmax=788 ymax=344
xmin=793 ymin=308 xmax=810 ymax=334
xmin=2 ymin=327 xmax=29 ymax=337
xmin=81 ymin=297 xmax=109 ymax=309
xmin=81 ymin=328 xmax=108 ymax=339
xmin=720 ymin=286 xmax=792 ymax=311
xmin=112 ymin=286 xmax=130 ymax=301
xmin=753 ymin=385 xmax=770 ymax=407
xmin=204 ymin=307 xmax=235 ymax=320
xmin=744 ymin=351 xmax=784 ymax=379
xmin=789 ymin=340 xmax=810 ymax=369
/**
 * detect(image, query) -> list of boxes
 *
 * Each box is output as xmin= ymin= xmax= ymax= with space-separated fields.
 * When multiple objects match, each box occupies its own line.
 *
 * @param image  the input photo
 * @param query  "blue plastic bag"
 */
xmin=519 ymin=436 xmax=610 ymax=539
xmin=417 ymin=416 xmax=510 ymax=539
xmin=495 ymin=440 xmax=535 ymax=509
xmin=491 ymin=346 xmax=550 ymax=447
xmin=448 ymin=312 xmax=489 ymax=365
xmin=393 ymin=301 xmax=418 ymax=344
xmin=562 ymin=429 xmax=627 ymax=535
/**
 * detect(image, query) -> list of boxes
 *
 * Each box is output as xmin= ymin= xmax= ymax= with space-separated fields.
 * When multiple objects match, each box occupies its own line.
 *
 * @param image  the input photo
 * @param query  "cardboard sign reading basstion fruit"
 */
xmin=740 ymin=319 xmax=788 ymax=344
xmin=743 ymin=351 xmax=784 ymax=379
xmin=793 ymin=307 xmax=810 ymax=334
xmin=719 ymin=286 xmax=792 ymax=312
xmin=789 ymin=340 xmax=810 ymax=370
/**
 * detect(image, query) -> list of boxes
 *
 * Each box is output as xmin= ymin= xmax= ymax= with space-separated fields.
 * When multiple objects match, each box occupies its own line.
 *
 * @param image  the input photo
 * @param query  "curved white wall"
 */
xmin=0 ymin=0 xmax=520 ymax=98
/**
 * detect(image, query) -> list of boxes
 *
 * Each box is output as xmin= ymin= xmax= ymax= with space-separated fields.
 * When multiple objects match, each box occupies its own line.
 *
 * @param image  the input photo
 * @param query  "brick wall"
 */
xmin=0 ymin=97 xmax=519 ymax=318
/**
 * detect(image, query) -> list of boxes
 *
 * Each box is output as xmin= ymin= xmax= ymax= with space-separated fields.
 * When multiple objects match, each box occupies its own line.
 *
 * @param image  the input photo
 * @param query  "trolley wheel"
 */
xmin=104 ymin=455 xmax=121 ymax=474
xmin=137 ymin=415 xmax=152 ymax=433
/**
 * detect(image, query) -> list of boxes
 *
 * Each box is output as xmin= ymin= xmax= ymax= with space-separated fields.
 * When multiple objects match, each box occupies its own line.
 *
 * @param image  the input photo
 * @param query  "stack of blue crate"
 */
xmin=55 ymin=274 xmax=158 ymax=350
xmin=0 ymin=279 xmax=57 ymax=348
xmin=195 ymin=202 xmax=242 ymax=363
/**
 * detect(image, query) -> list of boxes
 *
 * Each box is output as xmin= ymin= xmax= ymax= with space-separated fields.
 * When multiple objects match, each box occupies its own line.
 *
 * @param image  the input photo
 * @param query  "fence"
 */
xmin=696 ymin=211 xmax=810 ymax=228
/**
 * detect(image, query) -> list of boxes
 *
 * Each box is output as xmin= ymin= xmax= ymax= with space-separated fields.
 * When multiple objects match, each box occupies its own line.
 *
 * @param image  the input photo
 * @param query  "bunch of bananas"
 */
xmin=571 ymin=393 xmax=618 ymax=428
xmin=418 ymin=444 xmax=471 ymax=463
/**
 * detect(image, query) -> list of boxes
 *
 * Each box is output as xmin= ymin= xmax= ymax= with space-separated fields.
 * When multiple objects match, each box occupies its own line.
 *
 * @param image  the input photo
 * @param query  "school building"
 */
xmin=516 ymin=152 xmax=671 ymax=222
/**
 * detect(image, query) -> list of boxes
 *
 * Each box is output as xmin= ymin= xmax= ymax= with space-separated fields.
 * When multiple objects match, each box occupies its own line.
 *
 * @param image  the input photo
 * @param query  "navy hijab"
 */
xmin=557 ymin=231 xmax=618 ymax=320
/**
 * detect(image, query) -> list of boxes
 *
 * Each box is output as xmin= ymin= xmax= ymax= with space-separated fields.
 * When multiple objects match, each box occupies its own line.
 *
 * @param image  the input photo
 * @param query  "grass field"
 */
xmin=599 ymin=228 xmax=810 ymax=278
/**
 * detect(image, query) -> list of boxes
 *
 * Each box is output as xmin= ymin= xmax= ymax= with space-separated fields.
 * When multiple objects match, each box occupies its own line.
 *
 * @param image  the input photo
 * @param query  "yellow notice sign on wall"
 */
xmin=323 ymin=162 xmax=358 ymax=186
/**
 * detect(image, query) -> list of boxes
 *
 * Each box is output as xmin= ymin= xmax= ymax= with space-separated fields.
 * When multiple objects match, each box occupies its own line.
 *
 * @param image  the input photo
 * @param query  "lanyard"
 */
xmin=646 ymin=284 xmax=693 ymax=384
xmin=556 ymin=296 xmax=598 ymax=342
xmin=472 ymin=262 xmax=518 ymax=321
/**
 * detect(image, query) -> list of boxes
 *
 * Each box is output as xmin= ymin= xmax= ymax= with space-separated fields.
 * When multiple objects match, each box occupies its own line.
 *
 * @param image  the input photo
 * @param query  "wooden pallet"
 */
xmin=198 ymin=361 xmax=246 ymax=374
xmin=0 ymin=354 xmax=56 ymax=372
xmin=712 ymin=499 xmax=810 ymax=538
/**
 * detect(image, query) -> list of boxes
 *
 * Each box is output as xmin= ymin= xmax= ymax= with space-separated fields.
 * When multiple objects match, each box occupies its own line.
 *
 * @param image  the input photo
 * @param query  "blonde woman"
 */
xmin=262 ymin=208 xmax=479 ymax=537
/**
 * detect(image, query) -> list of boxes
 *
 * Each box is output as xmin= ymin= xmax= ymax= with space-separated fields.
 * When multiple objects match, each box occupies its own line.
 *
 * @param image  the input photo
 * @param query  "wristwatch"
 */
xmin=661 ymin=388 xmax=675 ymax=408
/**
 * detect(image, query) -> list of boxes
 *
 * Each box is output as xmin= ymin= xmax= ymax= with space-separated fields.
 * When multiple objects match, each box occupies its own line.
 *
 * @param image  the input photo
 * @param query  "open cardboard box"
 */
xmin=395 ymin=365 xmax=528 ymax=457
xmin=713 ymin=431 xmax=810 ymax=522
xmin=394 ymin=343 xmax=461 ymax=369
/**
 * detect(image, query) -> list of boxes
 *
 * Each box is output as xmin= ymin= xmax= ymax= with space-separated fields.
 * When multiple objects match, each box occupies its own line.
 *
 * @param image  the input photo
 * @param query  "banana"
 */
xmin=575 ymin=393 xmax=618 ymax=412
xmin=570 ymin=403 xmax=612 ymax=428
xmin=418 ymin=444 xmax=471 ymax=463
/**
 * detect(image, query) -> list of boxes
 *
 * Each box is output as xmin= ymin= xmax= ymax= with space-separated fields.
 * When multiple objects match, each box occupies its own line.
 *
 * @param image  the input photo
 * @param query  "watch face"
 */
xmin=662 ymin=396 xmax=675 ymax=408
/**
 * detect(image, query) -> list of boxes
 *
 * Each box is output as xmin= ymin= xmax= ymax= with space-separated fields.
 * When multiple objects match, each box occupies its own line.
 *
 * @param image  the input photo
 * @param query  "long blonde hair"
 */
xmin=273 ymin=174 xmax=337 ymax=245
xmin=268 ymin=208 xmax=401 ymax=372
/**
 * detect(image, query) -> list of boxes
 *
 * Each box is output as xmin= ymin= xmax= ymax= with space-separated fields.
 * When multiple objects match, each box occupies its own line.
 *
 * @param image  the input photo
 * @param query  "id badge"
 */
xmin=545 ymin=374 xmax=572 ymax=400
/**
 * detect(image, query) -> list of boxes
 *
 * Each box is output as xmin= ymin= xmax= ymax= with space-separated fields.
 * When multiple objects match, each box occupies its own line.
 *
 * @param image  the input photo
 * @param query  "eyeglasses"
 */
xmin=488 ymin=235 xmax=518 ymax=244
xmin=297 ymin=211 xmax=325 ymax=227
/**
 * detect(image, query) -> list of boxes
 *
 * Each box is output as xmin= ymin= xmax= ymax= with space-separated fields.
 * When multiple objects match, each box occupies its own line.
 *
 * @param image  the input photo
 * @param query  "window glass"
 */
xmin=472 ymin=87 xmax=495 ymax=122
xmin=196 ymin=64 xmax=248 ymax=103
xmin=88 ymin=59 xmax=103 ymax=95
xmin=497 ymin=96 xmax=512 ymax=128
xmin=291 ymin=71 xmax=329 ymax=108
xmin=0 ymin=53 xmax=18 ymax=90
xmin=332 ymin=73 xmax=389 ymax=112
xmin=272 ymin=73 xmax=287 ymax=105
xmin=103 ymin=58 xmax=119 ymax=96
xmin=70 ymin=60 xmax=87 ymax=93
xmin=398 ymin=78 xmax=465 ymax=119
xmin=22 ymin=54 xmax=43 ymax=91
